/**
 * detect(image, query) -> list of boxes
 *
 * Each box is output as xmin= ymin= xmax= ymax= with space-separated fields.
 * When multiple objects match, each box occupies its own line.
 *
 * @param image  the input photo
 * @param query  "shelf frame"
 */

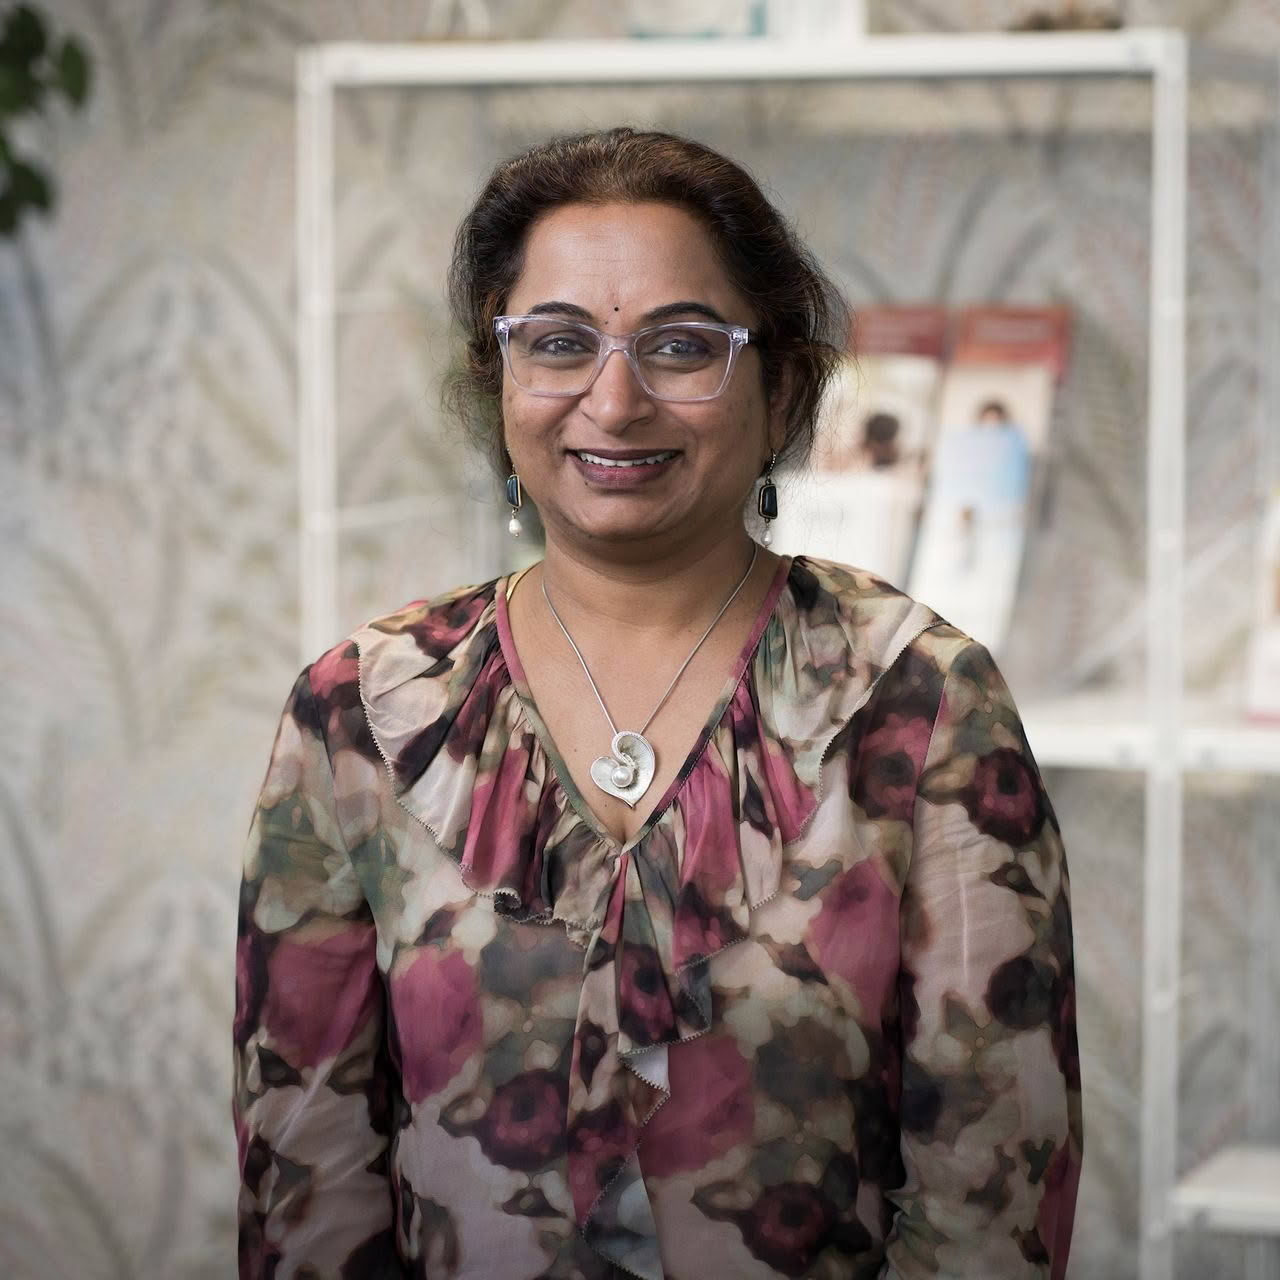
xmin=1140 ymin=34 xmax=1189 ymax=1280
xmin=295 ymin=31 xmax=1280 ymax=1280
xmin=1172 ymin=1145 xmax=1280 ymax=1237
xmin=304 ymin=30 xmax=1269 ymax=88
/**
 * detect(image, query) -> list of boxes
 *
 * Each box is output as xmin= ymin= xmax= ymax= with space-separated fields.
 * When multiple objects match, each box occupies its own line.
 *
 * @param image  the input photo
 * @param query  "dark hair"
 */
xmin=977 ymin=398 xmax=1012 ymax=421
xmin=444 ymin=127 xmax=850 ymax=478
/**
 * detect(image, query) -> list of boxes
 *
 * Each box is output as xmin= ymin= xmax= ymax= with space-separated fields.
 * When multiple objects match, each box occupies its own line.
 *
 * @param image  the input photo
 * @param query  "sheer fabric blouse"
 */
xmin=233 ymin=555 xmax=1082 ymax=1279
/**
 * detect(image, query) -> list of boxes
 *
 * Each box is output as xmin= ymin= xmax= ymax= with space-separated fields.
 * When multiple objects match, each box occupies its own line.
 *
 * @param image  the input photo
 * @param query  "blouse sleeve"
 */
xmin=882 ymin=639 xmax=1083 ymax=1279
xmin=233 ymin=668 xmax=400 ymax=1278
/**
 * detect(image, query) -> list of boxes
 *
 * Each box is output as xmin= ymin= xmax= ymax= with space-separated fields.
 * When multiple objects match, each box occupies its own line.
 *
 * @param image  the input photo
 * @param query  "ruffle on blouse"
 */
xmin=351 ymin=559 xmax=940 ymax=1279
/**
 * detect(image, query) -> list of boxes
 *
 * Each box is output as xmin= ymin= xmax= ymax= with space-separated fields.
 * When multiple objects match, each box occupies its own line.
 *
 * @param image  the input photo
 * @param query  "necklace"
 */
xmin=541 ymin=544 xmax=759 ymax=808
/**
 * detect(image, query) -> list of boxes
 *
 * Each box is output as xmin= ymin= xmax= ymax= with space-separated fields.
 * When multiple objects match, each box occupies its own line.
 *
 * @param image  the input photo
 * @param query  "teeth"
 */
xmin=577 ymin=450 xmax=676 ymax=468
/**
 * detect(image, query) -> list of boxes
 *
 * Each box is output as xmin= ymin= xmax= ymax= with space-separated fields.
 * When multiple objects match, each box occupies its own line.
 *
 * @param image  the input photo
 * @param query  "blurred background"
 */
xmin=2 ymin=1 xmax=1278 ymax=1277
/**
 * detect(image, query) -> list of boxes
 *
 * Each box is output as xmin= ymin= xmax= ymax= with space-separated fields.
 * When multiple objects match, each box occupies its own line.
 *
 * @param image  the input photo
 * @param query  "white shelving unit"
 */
xmin=295 ymin=31 xmax=1280 ymax=1280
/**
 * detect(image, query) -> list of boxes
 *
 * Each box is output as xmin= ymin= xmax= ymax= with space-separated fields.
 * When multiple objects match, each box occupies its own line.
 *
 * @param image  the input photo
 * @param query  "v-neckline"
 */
xmin=494 ymin=554 xmax=794 ymax=854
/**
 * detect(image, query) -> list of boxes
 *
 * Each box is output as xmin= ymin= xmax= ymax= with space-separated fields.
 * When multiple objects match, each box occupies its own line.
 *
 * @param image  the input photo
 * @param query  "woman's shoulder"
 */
xmin=355 ymin=577 xmax=502 ymax=650
xmin=784 ymin=553 xmax=975 ymax=670
xmin=325 ymin=576 xmax=500 ymax=665
xmin=783 ymin=557 xmax=1036 ymax=758
xmin=295 ymin=576 xmax=505 ymax=721
xmin=775 ymin=556 xmax=1030 ymax=769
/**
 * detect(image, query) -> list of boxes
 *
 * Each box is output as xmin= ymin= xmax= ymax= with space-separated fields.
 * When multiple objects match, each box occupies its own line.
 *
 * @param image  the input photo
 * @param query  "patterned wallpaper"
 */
xmin=2 ymin=1 xmax=1278 ymax=1276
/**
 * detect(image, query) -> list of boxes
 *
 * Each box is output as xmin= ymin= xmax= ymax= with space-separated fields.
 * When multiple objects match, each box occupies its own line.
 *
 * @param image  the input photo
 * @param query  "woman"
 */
xmin=234 ymin=128 xmax=1082 ymax=1279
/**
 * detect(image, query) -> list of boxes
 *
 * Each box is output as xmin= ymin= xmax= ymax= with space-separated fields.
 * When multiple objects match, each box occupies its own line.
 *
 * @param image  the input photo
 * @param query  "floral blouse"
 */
xmin=234 ymin=555 xmax=1082 ymax=1280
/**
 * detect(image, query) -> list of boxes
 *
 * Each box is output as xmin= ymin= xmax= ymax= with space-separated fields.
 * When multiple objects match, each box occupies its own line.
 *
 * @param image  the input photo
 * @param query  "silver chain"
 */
xmin=541 ymin=544 xmax=759 ymax=739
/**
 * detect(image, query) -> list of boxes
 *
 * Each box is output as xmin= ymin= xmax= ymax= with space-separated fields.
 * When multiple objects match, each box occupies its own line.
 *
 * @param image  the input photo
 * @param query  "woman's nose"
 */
xmin=579 ymin=349 xmax=655 ymax=432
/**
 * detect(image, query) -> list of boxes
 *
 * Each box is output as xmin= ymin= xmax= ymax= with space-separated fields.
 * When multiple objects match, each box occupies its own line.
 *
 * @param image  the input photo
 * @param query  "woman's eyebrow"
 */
xmin=642 ymin=301 xmax=729 ymax=324
xmin=525 ymin=300 xmax=594 ymax=320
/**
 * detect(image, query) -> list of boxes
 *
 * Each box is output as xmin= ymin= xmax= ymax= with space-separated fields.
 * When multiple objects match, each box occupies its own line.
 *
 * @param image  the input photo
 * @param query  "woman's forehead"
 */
xmin=509 ymin=201 xmax=750 ymax=323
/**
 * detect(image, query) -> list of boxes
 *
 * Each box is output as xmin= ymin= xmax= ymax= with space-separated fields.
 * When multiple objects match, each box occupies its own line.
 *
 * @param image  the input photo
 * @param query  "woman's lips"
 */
xmin=568 ymin=448 xmax=680 ymax=488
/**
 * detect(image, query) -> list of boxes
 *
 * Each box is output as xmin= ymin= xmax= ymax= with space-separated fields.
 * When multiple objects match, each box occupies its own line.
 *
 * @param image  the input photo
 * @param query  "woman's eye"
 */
xmin=532 ymin=333 xmax=591 ymax=356
xmin=649 ymin=331 xmax=710 ymax=358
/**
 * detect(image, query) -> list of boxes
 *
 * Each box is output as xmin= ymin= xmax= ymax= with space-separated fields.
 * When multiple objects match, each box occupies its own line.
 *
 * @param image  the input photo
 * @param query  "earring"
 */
xmin=757 ymin=452 xmax=778 ymax=546
xmin=505 ymin=472 xmax=523 ymax=538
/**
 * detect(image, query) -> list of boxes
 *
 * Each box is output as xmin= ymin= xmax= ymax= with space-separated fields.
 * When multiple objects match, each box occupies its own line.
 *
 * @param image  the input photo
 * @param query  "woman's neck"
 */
xmin=535 ymin=528 xmax=766 ymax=640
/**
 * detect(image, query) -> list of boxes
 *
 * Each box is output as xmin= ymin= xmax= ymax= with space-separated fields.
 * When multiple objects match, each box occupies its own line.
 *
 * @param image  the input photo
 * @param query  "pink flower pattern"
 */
xmin=390 ymin=946 xmax=484 ymax=1101
xmin=260 ymin=926 xmax=379 ymax=1070
xmin=805 ymin=857 xmax=901 ymax=1020
xmin=854 ymin=710 xmax=935 ymax=821
xmin=961 ymin=745 xmax=1047 ymax=846
xmin=638 ymin=1034 xmax=755 ymax=1178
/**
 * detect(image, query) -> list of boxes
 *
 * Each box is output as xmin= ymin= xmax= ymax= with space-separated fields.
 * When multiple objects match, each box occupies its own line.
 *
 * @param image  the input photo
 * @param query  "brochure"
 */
xmin=906 ymin=305 xmax=1070 ymax=654
xmin=771 ymin=305 xmax=947 ymax=588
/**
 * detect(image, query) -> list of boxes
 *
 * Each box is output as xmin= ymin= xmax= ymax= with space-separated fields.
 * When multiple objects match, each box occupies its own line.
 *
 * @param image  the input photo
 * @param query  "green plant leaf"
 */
xmin=0 ymin=189 xmax=18 ymax=235
xmin=0 ymin=66 xmax=19 ymax=115
xmin=9 ymin=156 xmax=52 ymax=209
xmin=1 ymin=6 xmax=48 ymax=65
xmin=57 ymin=37 xmax=90 ymax=107
xmin=0 ymin=9 xmax=91 ymax=239
xmin=0 ymin=64 xmax=43 ymax=116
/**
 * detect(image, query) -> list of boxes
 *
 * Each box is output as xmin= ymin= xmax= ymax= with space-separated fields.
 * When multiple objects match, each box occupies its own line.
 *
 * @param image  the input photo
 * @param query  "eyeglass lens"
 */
xmin=503 ymin=318 xmax=735 ymax=400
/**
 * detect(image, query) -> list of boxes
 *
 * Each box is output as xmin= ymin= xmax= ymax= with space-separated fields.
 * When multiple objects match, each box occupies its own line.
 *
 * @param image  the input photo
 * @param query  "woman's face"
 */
xmin=501 ymin=200 xmax=785 ymax=557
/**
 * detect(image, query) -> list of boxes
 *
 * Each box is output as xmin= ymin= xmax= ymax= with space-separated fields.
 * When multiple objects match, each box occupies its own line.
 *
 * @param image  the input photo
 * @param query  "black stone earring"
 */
xmin=757 ymin=452 xmax=778 ymax=546
xmin=505 ymin=472 xmax=523 ymax=538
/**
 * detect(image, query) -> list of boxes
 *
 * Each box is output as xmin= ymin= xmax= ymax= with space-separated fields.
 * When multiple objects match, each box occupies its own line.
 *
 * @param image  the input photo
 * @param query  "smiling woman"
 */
xmin=233 ymin=127 xmax=1082 ymax=1280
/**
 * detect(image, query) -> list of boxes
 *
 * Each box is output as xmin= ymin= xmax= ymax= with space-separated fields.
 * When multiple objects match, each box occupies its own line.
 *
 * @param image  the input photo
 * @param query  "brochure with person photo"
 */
xmin=906 ymin=305 xmax=1070 ymax=655
xmin=771 ymin=305 xmax=947 ymax=588
xmin=1245 ymin=489 xmax=1280 ymax=720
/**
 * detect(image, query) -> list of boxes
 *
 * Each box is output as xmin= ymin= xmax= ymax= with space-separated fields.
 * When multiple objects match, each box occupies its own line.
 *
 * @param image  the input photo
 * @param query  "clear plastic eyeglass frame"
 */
xmin=492 ymin=315 xmax=754 ymax=402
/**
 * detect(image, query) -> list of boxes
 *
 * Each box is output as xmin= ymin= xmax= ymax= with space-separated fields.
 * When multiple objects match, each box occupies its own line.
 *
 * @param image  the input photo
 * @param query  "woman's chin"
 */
xmin=542 ymin=490 xmax=746 ymax=554
xmin=549 ymin=506 xmax=689 ymax=551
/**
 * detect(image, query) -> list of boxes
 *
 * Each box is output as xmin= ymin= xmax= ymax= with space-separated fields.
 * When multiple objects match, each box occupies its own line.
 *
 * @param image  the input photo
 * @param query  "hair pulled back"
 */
xmin=445 ymin=127 xmax=850 ymax=478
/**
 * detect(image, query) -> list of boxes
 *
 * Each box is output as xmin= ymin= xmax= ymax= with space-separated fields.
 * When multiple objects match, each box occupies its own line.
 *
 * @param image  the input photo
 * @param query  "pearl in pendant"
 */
xmin=508 ymin=514 xmax=522 ymax=537
xmin=611 ymin=760 xmax=634 ymax=788
xmin=761 ymin=525 xmax=773 ymax=546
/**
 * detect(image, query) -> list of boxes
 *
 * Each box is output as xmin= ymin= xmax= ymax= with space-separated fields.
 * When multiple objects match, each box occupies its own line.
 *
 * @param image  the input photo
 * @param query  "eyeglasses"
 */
xmin=493 ymin=315 xmax=754 ymax=402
